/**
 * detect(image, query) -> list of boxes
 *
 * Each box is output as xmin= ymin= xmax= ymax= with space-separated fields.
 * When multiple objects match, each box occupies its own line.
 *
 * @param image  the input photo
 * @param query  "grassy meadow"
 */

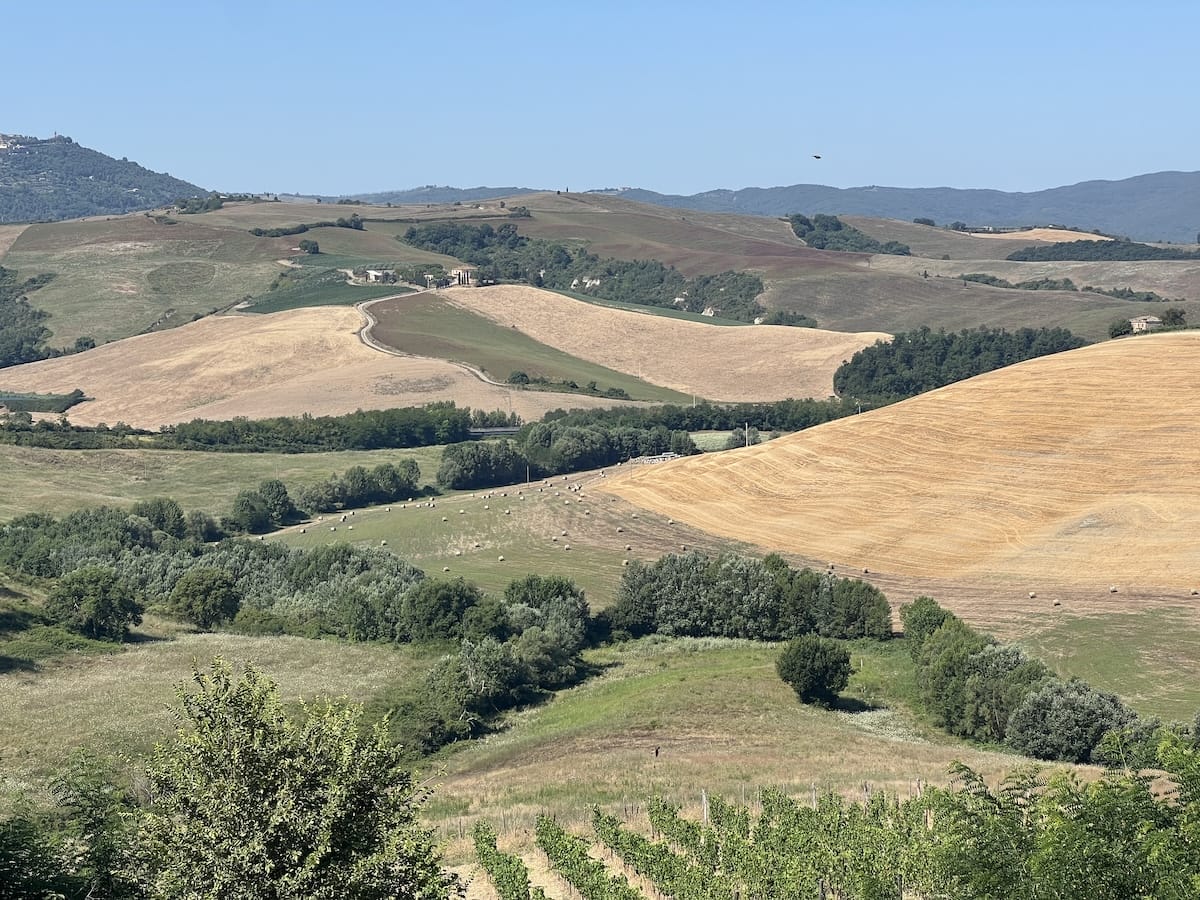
xmin=0 ymin=444 xmax=444 ymax=521
xmin=369 ymin=293 xmax=693 ymax=403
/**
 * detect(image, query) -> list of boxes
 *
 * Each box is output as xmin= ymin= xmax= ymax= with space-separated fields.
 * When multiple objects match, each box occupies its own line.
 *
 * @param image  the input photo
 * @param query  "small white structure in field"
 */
xmin=347 ymin=525 xmax=354 ymax=530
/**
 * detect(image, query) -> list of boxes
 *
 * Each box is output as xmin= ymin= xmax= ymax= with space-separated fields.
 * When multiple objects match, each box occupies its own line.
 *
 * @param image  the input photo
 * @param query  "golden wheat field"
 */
xmin=967 ymin=228 xmax=1113 ymax=243
xmin=0 ymin=307 xmax=621 ymax=428
xmin=441 ymin=285 xmax=890 ymax=401
xmin=599 ymin=331 xmax=1200 ymax=590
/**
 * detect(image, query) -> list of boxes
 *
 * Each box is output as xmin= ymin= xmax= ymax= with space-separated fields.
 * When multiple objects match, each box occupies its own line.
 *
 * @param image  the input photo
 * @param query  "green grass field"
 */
xmin=425 ymin=635 xmax=1030 ymax=861
xmin=1 ymin=215 xmax=286 ymax=344
xmin=369 ymin=293 xmax=693 ymax=403
xmin=0 ymin=444 xmax=444 ymax=522
xmin=548 ymin=289 xmax=750 ymax=327
xmin=244 ymin=266 xmax=408 ymax=313
xmin=272 ymin=471 xmax=741 ymax=605
xmin=1019 ymin=607 xmax=1200 ymax=720
xmin=0 ymin=626 xmax=441 ymax=795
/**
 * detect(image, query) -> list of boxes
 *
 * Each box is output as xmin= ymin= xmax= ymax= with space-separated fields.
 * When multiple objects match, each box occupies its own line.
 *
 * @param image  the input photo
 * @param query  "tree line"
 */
xmin=436 ymin=423 xmax=698 ymax=489
xmin=788 ymin=213 xmax=911 ymax=255
xmin=833 ymin=325 xmax=1088 ymax=403
xmin=399 ymin=221 xmax=768 ymax=322
xmin=0 ymin=267 xmax=95 ymax=369
xmin=247 ymin=213 xmax=365 ymax=237
xmin=1007 ymin=238 xmax=1200 ymax=262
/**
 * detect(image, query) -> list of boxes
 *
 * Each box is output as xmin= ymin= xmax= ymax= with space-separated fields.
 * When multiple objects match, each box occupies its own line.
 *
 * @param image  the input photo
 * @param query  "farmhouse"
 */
xmin=365 ymin=269 xmax=396 ymax=284
xmin=1130 ymin=315 xmax=1163 ymax=333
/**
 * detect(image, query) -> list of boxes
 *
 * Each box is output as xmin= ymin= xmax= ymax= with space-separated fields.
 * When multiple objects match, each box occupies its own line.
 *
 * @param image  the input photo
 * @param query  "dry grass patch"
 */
xmin=0 ymin=223 xmax=28 ymax=260
xmin=598 ymin=332 xmax=1200 ymax=589
xmin=440 ymin=285 xmax=889 ymax=402
xmin=968 ymin=228 xmax=1113 ymax=242
xmin=0 ymin=306 xmax=623 ymax=429
xmin=0 ymin=632 xmax=427 ymax=790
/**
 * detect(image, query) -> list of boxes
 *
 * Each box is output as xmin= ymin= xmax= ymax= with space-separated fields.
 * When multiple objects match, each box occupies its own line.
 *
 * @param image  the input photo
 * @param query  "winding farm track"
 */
xmin=598 ymin=332 xmax=1200 ymax=615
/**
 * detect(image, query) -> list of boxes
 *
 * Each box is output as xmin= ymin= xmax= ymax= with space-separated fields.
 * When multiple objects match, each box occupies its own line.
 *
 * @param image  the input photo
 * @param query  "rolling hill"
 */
xmin=0 ymin=133 xmax=206 ymax=223
xmin=0 ymin=306 xmax=629 ymax=428
xmin=611 ymin=171 xmax=1200 ymax=243
xmin=598 ymin=331 xmax=1200 ymax=588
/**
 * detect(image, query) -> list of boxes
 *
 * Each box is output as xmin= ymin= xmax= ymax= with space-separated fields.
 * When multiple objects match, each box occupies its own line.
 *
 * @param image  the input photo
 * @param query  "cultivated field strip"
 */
xmin=434 ymin=284 xmax=890 ymax=402
xmin=0 ymin=306 xmax=623 ymax=428
xmin=598 ymin=332 xmax=1200 ymax=588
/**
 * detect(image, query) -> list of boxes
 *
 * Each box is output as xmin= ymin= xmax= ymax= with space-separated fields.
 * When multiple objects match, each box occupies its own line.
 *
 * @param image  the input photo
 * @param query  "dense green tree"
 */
xmin=1108 ymin=317 xmax=1134 ymax=338
xmin=227 ymin=489 xmax=271 ymax=534
xmin=130 ymin=497 xmax=186 ymax=538
xmin=1005 ymin=678 xmax=1135 ymax=763
xmin=45 ymin=565 xmax=143 ymax=641
xmin=297 ymin=238 xmax=320 ymax=254
xmin=169 ymin=568 xmax=242 ymax=630
xmin=127 ymin=659 xmax=457 ymax=898
xmin=899 ymin=595 xmax=953 ymax=659
xmin=776 ymin=634 xmax=853 ymax=707
xmin=400 ymin=577 xmax=480 ymax=642
xmin=1162 ymin=306 xmax=1188 ymax=327
xmin=256 ymin=479 xmax=297 ymax=526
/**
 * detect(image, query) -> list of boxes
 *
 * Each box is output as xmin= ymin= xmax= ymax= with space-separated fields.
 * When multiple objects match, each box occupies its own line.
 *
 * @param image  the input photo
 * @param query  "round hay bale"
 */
xmin=625 ymin=544 xmax=632 ymax=551
xmin=1029 ymin=591 xmax=1037 ymax=599
xmin=443 ymin=566 xmax=451 ymax=572
xmin=617 ymin=527 xmax=624 ymax=533
xmin=459 ymin=509 xmax=465 ymax=514
xmin=1053 ymin=599 xmax=1062 ymax=607
xmin=454 ymin=550 xmax=461 ymax=556
xmin=863 ymin=567 xmax=870 ymax=574
xmin=380 ymin=540 xmax=387 ymax=546
xmin=681 ymin=544 xmax=687 ymax=551
xmin=300 ymin=528 xmax=306 ymax=534
xmin=347 ymin=525 xmax=354 ymax=530
xmin=330 ymin=526 xmax=337 ymax=532
xmin=561 ymin=530 xmax=568 ymax=536
xmin=442 ymin=516 xmax=448 ymax=522
xmin=584 ymin=510 xmax=590 ymax=516
xmin=622 ymin=559 xmax=629 ymax=566
xmin=484 ymin=504 xmax=490 ymax=510
xmin=631 ymin=513 xmax=639 ymax=519
xmin=552 ymin=536 xmax=558 ymax=542
xmin=497 ymin=555 xmax=505 ymax=562
xmin=564 ymin=544 xmax=571 ymax=550
xmin=668 ymin=519 xmax=675 ymax=525
xmin=1192 ymin=589 xmax=1200 ymax=596
xmin=504 ymin=509 xmax=511 ymax=516
xmin=473 ymin=541 xmax=480 ymax=548
xmin=1109 ymin=585 xmax=1119 ymax=593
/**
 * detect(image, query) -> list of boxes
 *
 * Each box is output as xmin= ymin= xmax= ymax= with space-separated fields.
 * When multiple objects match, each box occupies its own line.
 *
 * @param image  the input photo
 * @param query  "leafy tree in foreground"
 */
xmin=776 ymin=634 xmax=853 ymax=707
xmin=45 ymin=565 xmax=143 ymax=641
xmin=169 ymin=567 xmax=242 ymax=630
xmin=127 ymin=658 xmax=458 ymax=899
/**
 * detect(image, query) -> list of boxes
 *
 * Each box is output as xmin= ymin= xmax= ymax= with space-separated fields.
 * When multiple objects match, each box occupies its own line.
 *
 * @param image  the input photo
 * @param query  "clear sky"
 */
xmin=7 ymin=1 xmax=1197 ymax=196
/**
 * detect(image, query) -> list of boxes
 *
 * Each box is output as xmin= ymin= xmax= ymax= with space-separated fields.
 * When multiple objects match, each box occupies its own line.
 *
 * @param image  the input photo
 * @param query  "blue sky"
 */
xmin=7 ymin=1 xmax=1197 ymax=195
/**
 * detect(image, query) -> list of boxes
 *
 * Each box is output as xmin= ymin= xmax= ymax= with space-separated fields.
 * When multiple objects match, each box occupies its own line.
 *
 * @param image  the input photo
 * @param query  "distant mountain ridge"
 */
xmin=281 ymin=185 xmax=541 ymax=206
xmin=607 ymin=172 xmax=1200 ymax=243
xmin=0 ymin=133 xmax=206 ymax=224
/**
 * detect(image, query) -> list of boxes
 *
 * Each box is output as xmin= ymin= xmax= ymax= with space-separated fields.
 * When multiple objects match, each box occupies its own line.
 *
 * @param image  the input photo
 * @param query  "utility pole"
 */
xmin=744 ymin=422 xmax=750 ymax=447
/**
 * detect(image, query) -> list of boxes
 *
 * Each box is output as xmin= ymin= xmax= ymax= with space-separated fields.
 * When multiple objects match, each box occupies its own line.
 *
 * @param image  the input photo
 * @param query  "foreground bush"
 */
xmin=777 ymin=634 xmax=853 ymax=706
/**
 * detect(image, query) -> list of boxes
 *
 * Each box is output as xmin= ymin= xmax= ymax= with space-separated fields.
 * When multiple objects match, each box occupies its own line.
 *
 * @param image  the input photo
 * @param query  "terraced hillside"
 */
xmin=599 ymin=331 xmax=1200 ymax=589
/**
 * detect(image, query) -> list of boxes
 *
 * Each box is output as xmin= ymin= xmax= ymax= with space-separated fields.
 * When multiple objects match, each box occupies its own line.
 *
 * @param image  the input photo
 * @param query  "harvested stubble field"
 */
xmin=367 ymin=292 xmax=690 ymax=403
xmin=0 ymin=306 xmax=624 ymax=429
xmin=599 ymin=332 xmax=1200 ymax=591
xmin=434 ymin=285 xmax=890 ymax=402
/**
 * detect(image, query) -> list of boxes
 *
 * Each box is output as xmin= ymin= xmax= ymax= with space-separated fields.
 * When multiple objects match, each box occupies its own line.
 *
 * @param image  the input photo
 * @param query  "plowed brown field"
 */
xmin=0 ymin=307 xmax=623 ymax=429
xmin=441 ymin=285 xmax=889 ymax=401
xmin=598 ymin=332 xmax=1200 ymax=589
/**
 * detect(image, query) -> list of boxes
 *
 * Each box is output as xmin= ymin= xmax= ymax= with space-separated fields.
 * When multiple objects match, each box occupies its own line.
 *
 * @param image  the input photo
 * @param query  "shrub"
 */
xmin=776 ymin=634 xmax=853 ymax=706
